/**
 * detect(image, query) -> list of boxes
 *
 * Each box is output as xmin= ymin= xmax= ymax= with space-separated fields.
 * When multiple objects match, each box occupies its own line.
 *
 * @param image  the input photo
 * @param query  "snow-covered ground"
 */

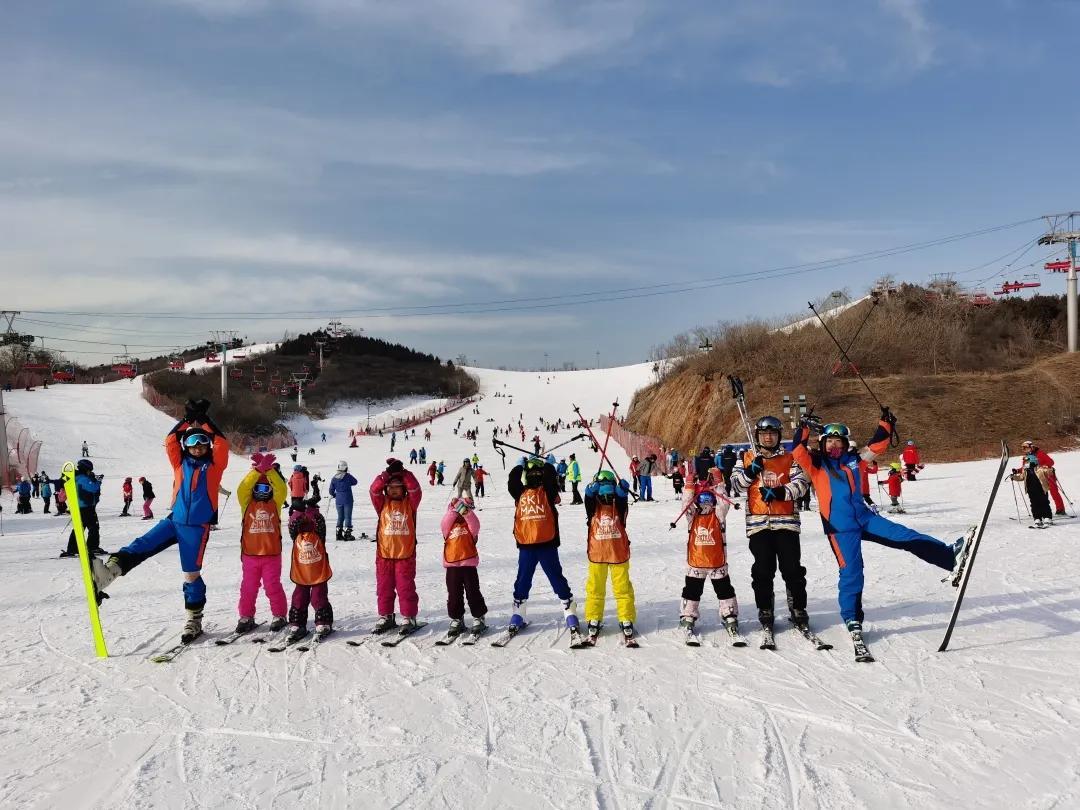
xmin=2 ymin=363 xmax=1079 ymax=809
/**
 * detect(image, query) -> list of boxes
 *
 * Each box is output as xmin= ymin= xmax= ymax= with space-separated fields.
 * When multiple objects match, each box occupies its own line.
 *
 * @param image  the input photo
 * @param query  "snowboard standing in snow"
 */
xmin=938 ymin=441 xmax=1010 ymax=652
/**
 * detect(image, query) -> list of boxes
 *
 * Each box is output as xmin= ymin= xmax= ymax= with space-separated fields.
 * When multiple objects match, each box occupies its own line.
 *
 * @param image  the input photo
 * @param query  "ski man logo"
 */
xmin=694 ymin=525 xmax=717 ymax=546
xmin=383 ymin=509 xmax=411 ymax=535
xmin=247 ymin=506 xmax=274 ymax=534
xmin=296 ymin=532 xmax=324 ymax=565
xmin=594 ymin=513 xmax=622 ymax=541
xmin=762 ymin=470 xmax=781 ymax=488
xmin=518 ymin=489 xmax=547 ymax=521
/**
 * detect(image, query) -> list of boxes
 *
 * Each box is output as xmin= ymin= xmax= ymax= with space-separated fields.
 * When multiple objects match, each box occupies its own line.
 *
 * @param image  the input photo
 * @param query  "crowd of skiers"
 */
xmin=38 ymin=387 xmax=1070 ymax=655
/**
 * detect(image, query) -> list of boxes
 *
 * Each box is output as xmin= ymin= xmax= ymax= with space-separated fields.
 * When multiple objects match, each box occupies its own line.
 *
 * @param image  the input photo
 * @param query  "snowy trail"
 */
xmin=3 ymin=365 xmax=1080 ymax=808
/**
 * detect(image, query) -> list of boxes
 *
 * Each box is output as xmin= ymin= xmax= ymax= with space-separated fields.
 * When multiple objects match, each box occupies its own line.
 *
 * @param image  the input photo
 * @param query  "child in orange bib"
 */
xmin=439 ymin=497 xmax=488 ymax=637
xmin=286 ymin=498 xmax=334 ymax=641
xmin=234 ymin=452 xmax=289 ymax=635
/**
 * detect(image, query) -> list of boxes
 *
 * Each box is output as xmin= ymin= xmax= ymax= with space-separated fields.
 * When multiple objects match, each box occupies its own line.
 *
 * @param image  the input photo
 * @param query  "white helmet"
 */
xmin=336 ymin=460 xmax=348 ymax=472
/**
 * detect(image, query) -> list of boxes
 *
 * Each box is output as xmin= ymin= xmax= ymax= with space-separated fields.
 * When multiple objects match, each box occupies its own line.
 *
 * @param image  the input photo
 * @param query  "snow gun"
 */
xmin=571 ymin=401 xmax=640 ymax=502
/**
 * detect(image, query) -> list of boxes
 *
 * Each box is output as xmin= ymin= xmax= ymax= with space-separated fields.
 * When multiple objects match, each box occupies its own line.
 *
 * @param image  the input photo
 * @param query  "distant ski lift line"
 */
xmin=16 ymin=216 xmax=1045 ymax=321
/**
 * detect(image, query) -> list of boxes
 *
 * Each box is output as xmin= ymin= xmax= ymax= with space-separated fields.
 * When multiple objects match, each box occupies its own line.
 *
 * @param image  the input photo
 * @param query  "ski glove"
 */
xmin=746 ymin=456 xmax=765 ymax=478
xmin=251 ymin=452 xmax=276 ymax=473
xmin=880 ymin=405 xmax=897 ymax=428
xmin=760 ymin=486 xmax=786 ymax=503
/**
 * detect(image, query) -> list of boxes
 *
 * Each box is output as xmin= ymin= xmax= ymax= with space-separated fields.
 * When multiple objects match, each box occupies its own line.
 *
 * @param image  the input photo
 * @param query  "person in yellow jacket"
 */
xmin=582 ymin=470 xmax=637 ymax=645
xmin=234 ymin=452 xmax=290 ymax=635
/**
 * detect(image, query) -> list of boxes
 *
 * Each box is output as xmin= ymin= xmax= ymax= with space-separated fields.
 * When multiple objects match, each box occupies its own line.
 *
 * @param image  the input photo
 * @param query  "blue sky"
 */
xmin=2 ymin=0 xmax=1078 ymax=369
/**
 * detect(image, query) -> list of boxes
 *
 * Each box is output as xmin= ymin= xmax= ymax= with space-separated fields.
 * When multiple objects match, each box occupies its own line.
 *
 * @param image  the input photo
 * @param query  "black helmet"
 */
xmin=754 ymin=416 xmax=783 ymax=449
xmin=76 ymin=459 xmax=94 ymax=474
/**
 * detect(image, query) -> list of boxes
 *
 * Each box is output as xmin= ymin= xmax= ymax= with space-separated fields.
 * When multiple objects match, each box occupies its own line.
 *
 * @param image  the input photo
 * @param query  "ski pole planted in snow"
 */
xmin=62 ymin=461 xmax=108 ymax=658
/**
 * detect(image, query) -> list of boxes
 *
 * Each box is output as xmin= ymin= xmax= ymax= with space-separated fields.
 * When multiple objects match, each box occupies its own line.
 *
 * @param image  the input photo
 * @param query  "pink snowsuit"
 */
xmin=369 ymin=468 xmax=423 ymax=617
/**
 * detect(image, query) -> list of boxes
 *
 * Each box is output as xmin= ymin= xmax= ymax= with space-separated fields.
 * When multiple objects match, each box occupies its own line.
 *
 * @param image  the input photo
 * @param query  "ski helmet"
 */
xmin=754 ymin=416 xmax=783 ymax=449
xmin=182 ymin=426 xmax=211 ymax=450
xmin=818 ymin=423 xmax=850 ymax=452
xmin=252 ymin=477 xmax=273 ymax=501
xmin=696 ymin=490 xmax=717 ymax=510
xmin=889 ymin=462 xmax=901 ymax=472
xmin=293 ymin=464 xmax=303 ymax=471
xmin=76 ymin=459 xmax=94 ymax=474
xmin=906 ymin=440 xmax=915 ymax=447
xmin=336 ymin=460 xmax=348 ymax=472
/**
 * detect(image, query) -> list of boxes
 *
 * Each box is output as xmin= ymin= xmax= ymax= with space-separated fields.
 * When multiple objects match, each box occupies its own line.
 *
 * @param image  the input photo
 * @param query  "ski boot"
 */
xmin=759 ymin=608 xmax=775 ymax=628
xmin=471 ymin=616 xmax=487 ymax=633
xmin=949 ymin=527 xmax=976 ymax=585
xmin=314 ymin=606 xmax=334 ymax=637
xmin=91 ymin=555 xmax=122 ymax=593
xmin=235 ymin=616 xmax=256 ymax=634
xmin=586 ymin=619 xmax=602 ymax=644
xmin=788 ymin=608 xmax=809 ymax=626
xmin=619 ymin=621 xmax=638 ymax=647
xmin=269 ymin=616 xmax=287 ymax=632
xmin=561 ymin=598 xmax=580 ymax=631
xmin=181 ymin=609 xmax=204 ymax=644
xmin=510 ymin=600 xmax=528 ymax=630
xmin=399 ymin=616 xmax=418 ymax=632
xmin=723 ymin=616 xmax=747 ymax=647
xmin=373 ymin=613 xmax=397 ymax=634
xmin=447 ymin=618 xmax=465 ymax=637
xmin=343 ymin=527 xmax=355 ymax=541
xmin=335 ymin=526 xmax=343 ymax=542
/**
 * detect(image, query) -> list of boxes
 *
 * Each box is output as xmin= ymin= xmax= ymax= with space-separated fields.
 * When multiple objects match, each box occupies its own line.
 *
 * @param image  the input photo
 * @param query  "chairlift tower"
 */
xmin=209 ymin=329 xmax=239 ymax=400
xmin=1039 ymin=212 xmax=1080 ymax=353
xmin=291 ymin=372 xmax=309 ymax=409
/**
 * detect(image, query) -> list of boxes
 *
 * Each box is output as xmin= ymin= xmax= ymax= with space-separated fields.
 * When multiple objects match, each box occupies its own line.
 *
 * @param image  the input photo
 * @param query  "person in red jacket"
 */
xmin=886 ymin=463 xmax=905 ymax=513
xmin=901 ymin=441 xmax=922 ymax=481
xmin=1021 ymin=440 xmax=1066 ymax=515
xmin=120 ymin=477 xmax=134 ymax=517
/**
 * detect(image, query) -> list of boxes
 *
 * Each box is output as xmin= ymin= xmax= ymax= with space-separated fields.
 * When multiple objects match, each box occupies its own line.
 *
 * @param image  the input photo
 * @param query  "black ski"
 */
xmin=148 ymin=627 xmax=213 ymax=663
xmin=792 ymin=622 xmax=833 ymax=650
xmin=296 ymin=628 xmax=333 ymax=652
xmin=215 ymin=622 xmax=263 ymax=646
xmin=850 ymin=626 xmax=875 ymax=663
xmin=460 ymin=624 xmax=487 ymax=645
xmin=939 ymin=440 xmax=1010 ymax=652
xmin=381 ymin=622 xmax=428 ymax=647
xmin=435 ymin=625 xmax=466 ymax=646
xmin=568 ymin=626 xmax=590 ymax=649
xmin=268 ymin=628 xmax=309 ymax=652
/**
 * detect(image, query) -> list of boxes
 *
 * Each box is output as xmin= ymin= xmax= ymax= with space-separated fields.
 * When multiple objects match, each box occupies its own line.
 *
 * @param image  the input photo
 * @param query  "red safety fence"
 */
xmin=356 ymin=397 xmax=475 ymax=436
xmin=3 ymin=415 xmax=42 ymax=487
xmin=141 ymin=378 xmax=296 ymax=456
xmin=599 ymin=416 xmax=672 ymax=475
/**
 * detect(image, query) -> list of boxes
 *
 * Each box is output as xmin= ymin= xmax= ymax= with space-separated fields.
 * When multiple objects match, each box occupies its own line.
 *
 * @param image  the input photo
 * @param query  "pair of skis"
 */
xmin=758 ymin=622 xmax=833 ymax=652
xmin=345 ymin=620 xmax=429 ymax=649
xmin=490 ymin=621 xmax=593 ymax=649
xmin=434 ymin=623 xmax=487 ymax=646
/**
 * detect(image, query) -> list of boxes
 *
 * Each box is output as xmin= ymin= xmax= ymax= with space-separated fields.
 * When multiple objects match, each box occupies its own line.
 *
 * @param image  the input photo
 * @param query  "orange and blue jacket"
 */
xmin=789 ymin=417 xmax=893 ymax=535
xmin=167 ymin=421 xmax=230 ymax=526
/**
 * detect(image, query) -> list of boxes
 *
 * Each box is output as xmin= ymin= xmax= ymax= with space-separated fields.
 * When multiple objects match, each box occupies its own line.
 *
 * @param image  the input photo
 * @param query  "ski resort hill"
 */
xmin=2 ymin=362 xmax=1080 ymax=808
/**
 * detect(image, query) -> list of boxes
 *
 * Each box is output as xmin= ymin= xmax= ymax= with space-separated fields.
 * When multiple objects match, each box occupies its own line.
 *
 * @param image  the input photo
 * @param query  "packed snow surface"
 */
xmin=3 ymin=362 xmax=1079 ymax=809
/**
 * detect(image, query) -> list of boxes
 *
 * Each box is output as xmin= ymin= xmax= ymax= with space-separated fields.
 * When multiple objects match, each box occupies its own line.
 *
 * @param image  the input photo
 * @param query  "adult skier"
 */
xmin=582 ymin=470 xmax=637 ymax=644
xmin=15 ymin=476 xmax=32 ymax=514
xmin=789 ymin=408 xmax=971 ymax=658
xmin=1020 ymin=440 xmax=1066 ymax=516
xmin=452 ymin=459 xmax=474 ymax=499
xmin=139 ymin=476 xmax=155 ymax=519
xmin=1012 ymin=451 xmax=1054 ymax=527
xmin=90 ymin=399 xmax=230 ymax=643
xmin=637 ymin=454 xmax=657 ymax=501
xmin=718 ymin=446 xmax=738 ymax=496
xmin=730 ymin=416 xmax=812 ymax=635
xmin=505 ymin=456 xmax=581 ymax=640
xmin=566 ymin=453 xmax=583 ymax=504
xmin=328 ymin=461 xmax=358 ymax=540
xmin=61 ymin=460 xmax=102 ymax=555
xmin=39 ymin=476 xmax=53 ymax=514
xmin=288 ymin=465 xmax=308 ymax=513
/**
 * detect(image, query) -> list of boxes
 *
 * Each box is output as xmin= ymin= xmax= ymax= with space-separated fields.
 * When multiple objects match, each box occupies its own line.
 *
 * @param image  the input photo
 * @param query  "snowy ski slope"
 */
xmin=2 ymin=362 xmax=1080 ymax=809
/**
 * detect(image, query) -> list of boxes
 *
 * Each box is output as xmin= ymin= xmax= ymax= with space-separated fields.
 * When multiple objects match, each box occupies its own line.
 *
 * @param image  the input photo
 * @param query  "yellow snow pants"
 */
xmin=584 ymin=561 xmax=636 ymax=623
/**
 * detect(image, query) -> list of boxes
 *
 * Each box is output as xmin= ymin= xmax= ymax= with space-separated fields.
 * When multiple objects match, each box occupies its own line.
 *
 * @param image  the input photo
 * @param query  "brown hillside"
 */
xmin=627 ymin=350 xmax=1080 ymax=463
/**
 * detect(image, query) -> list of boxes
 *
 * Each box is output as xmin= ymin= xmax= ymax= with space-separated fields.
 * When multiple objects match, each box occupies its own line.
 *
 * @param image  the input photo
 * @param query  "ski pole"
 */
xmin=808 ymin=301 xmax=900 ymax=446
xmin=1009 ymin=477 xmax=1027 ymax=523
xmin=728 ymin=376 xmax=756 ymax=447
xmin=571 ymin=404 xmax=640 ymax=502
xmin=668 ymin=480 xmax=737 ymax=529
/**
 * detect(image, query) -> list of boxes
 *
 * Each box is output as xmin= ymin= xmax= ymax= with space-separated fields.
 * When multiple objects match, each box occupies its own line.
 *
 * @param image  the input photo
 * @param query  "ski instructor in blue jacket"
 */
xmin=329 ymin=460 xmax=358 ymax=541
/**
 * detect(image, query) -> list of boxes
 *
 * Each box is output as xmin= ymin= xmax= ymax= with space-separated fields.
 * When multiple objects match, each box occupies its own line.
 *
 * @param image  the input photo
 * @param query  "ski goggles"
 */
xmin=183 ymin=433 xmax=212 ymax=447
xmin=525 ymin=457 xmax=545 ymax=470
xmin=253 ymin=482 xmax=273 ymax=498
xmin=821 ymin=423 xmax=850 ymax=438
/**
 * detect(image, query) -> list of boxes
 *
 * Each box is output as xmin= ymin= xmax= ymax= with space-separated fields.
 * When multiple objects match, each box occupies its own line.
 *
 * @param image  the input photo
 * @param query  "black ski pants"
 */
xmin=1026 ymin=474 xmax=1053 ymax=520
xmin=682 ymin=575 xmax=735 ymax=602
xmin=571 ymin=481 xmax=583 ymax=504
xmin=66 ymin=507 xmax=100 ymax=555
xmin=446 ymin=567 xmax=487 ymax=620
xmin=748 ymin=528 xmax=807 ymax=614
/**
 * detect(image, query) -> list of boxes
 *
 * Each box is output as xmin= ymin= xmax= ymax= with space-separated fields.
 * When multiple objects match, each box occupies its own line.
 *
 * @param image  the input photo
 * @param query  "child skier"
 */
xmin=439 ymin=497 xmax=488 ymax=638
xmin=436 ymin=461 xmax=445 ymax=485
xmin=504 ymin=456 xmax=581 ymax=643
xmin=789 ymin=408 xmax=971 ymax=659
xmin=329 ymin=460 xmax=358 ymax=541
xmin=91 ymin=399 xmax=230 ymax=643
xmin=901 ymin=440 xmax=922 ymax=481
xmin=885 ymin=463 xmax=905 ymax=513
xmin=730 ymin=415 xmax=812 ymax=636
xmin=669 ymin=466 xmax=685 ymax=496
xmin=119 ymin=477 xmax=133 ymax=516
xmin=234 ymin=453 xmax=289 ymax=635
xmin=427 ymin=460 xmax=437 ymax=486
xmin=139 ymin=476 xmax=155 ymax=519
xmin=288 ymin=464 xmax=308 ymax=513
xmin=286 ymin=498 xmax=334 ymax=641
xmin=678 ymin=488 xmax=743 ymax=645
xmin=369 ymin=459 xmax=423 ymax=632
xmin=583 ymin=470 xmax=637 ymax=645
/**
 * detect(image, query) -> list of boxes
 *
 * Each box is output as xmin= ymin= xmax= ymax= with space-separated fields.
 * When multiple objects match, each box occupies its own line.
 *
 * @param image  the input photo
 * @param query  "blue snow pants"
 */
xmin=335 ymin=501 xmax=353 ymax=529
xmin=513 ymin=545 xmax=573 ymax=602
xmin=113 ymin=519 xmax=211 ymax=609
xmin=829 ymin=514 xmax=955 ymax=624
xmin=639 ymin=475 xmax=653 ymax=500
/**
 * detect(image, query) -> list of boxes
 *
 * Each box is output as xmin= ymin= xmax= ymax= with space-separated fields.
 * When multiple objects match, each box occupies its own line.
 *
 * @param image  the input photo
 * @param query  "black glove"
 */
xmin=880 ymin=405 xmax=896 ymax=428
xmin=746 ymin=455 xmax=765 ymax=478
xmin=183 ymin=399 xmax=201 ymax=422
xmin=761 ymin=486 xmax=786 ymax=503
